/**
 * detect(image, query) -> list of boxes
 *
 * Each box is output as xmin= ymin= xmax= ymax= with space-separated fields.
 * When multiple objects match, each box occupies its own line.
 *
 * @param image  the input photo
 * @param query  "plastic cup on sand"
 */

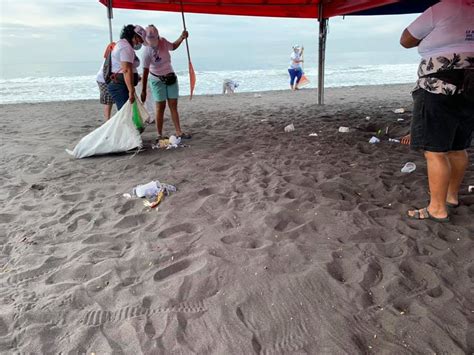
xmin=401 ymin=162 xmax=416 ymax=173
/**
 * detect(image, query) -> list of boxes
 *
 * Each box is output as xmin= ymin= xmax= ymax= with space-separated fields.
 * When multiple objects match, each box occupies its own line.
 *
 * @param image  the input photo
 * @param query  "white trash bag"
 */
xmin=136 ymin=81 xmax=156 ymax=124
xmin=66 ymin=99 xmax=150 ymax=159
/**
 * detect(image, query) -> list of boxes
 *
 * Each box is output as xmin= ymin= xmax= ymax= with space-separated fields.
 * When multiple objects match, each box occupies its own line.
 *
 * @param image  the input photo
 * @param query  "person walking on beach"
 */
xmin=140 ymin=25 xmax=191 ymax=140
xmin=106 ymin=25 xmax=146 ymax=111
xmin=401 ymin=0 xmax=474 ymax=222
xmin=223 ymin=79 xmax=239 ymax=94
xmin=288 ymin=45 xmax=304 ymax=91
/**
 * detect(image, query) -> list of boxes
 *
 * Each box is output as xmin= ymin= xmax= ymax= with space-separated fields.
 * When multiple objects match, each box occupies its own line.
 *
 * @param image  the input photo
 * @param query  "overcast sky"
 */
xmin=0 ymin=0 xmax=421 ymax=76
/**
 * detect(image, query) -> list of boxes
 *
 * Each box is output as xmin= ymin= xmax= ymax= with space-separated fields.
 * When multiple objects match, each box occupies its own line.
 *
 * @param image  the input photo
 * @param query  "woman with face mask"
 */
xmin=106 ymin=24 xmax=146 ymax=111
xmin=140 ymin=25 xmax=191 ymax=140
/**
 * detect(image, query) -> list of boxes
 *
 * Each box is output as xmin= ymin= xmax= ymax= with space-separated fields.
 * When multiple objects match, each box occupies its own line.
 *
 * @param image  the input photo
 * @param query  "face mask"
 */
xmin=134 ymin=43 xmax=142 ymax=50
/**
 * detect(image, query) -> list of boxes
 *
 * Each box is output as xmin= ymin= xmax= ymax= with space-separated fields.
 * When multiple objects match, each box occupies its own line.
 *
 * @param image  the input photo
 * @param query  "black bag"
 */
xmin=102 ymin=42 xmax=115 ymax=84
xmin=158 ymin=72 xmax=177 ymax=86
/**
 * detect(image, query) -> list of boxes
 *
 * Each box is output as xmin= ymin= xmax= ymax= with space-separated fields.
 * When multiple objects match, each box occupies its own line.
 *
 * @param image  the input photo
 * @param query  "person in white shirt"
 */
xmin=222 ymin=79 xmax=239 ymax=94
xmin=140 ymin=25 xmax=191 ymax=140
xmin=106 ymin=24 xmax=146 ymax=111
xmin=288 ymin=45 xmax=304 ymax=90
xmin=96 ymin=55 xmax=115 ymax=121
xmin=400 ymin=0 xmax=474 ymax=222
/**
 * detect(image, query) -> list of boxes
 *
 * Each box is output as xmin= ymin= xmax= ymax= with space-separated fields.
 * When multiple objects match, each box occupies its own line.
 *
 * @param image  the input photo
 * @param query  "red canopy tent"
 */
xmin=99 ymin=0 xmax=437 ymax=103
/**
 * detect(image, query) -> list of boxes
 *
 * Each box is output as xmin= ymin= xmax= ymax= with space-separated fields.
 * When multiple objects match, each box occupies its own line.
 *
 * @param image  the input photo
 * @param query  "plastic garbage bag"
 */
xmin=136 ymin=81 xmax=156 ymax=124
xmin=66 ymin=98 xmax=149 ymax=159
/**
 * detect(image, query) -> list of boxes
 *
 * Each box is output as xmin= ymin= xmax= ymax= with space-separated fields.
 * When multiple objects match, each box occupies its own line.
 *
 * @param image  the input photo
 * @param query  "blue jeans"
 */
xmin=288 ymin=68 xmax=303 ymax=86
xmin=107 ymin=82 xmax=129 ymax=111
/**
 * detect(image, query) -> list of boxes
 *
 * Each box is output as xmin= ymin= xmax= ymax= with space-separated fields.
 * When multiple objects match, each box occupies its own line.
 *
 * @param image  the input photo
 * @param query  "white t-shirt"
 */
xmin=142 ymin=38 xmax=175 ymax=76
xmin=407 ymin=0 xmax=474 ymax=58
xmin=110 ymin=39 xmax=140 ymax=73
xmin=289 ymin=51 xmax=302 ymax=70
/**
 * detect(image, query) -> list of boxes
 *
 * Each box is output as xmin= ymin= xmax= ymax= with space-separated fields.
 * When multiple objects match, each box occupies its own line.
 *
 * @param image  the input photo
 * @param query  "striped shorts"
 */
xmin=97 ymin=81 xmax=115 ymax=105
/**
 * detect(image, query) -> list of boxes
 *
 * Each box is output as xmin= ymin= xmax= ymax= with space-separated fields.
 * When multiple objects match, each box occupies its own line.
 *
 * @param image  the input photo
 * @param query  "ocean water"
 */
xmin=0 ymin=63 xmax=418 ymax=104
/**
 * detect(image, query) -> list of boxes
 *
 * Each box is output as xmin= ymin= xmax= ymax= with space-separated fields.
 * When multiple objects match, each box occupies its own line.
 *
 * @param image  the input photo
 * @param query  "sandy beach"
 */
xmin=1 ymin=84 xmax=473 ymax=354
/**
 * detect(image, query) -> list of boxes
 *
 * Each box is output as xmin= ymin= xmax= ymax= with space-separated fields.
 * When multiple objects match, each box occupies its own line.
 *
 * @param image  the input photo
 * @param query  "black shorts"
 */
xmin=410 ymin=88 xmax=474 ymax=152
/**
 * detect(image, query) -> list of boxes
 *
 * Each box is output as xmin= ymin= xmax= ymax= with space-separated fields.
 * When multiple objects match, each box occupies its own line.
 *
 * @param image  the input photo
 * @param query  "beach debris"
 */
xmin=365 ymin=116 xmax=371 ymax=121
xmin=254 ymin=94 xmax=262 ymax=98
xmin=401 ymin=162 xmax=416 ymax=173
xmin=397 ymin=118 xmax=405 ymax=122
xmin=468 ymin=185 xmax=474 ymax=193
xmin=309 ymin=133 xmax=318 ymax=137
xmin=284 ymin=123 xmax=295 ymax=133
xmin=369 ymin=136 xmax=380 ymax=144
xmin=152 ymin=135 xmax=183 ymax=150
xmin=389 ymin=138 xmax=400 ymax=143
xmin=338 ymin=126 xmax=350 ymax=133
xmin=133 ymin=180 xmax=176 ymax=198
xmin=122 ymin=193 xmax=132 ymax=199
xmin=393 ymin=108 xmax=405 ymax=114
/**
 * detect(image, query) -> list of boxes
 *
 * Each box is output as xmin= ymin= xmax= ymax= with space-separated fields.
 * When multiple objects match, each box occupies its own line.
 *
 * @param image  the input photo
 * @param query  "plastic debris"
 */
xmin=284 ymin=124 xmax=295 ymax=133
xmin=394 ymin=108 xmax=405 ymax=114
xmin=309 ymin=133 xmax=318 ymax=137
xmin=369 ymin=136 xmax=380 ymax=144
xmin=131 ymin=180 xmax=177 ymax=208
xmin=152 ymin=135 xmax=183 ymax=150
xmin=397 ymin=118 xmax=405 ymax=122
xmin=254 ymin=94 xmax=262 ymax=98
xmin=401 ymin=162 xmax=416 ymax=173
xmin=122 ymin=193 xmax=132 ymax=199
xmin=365 ymin=116 xmax=371 ymax=121
xmin=469 ymin=186 xmax=474 ymax=193
xmin=389 ymin=138 xmax=400 ymax=143
xmin=338 ymin=126 xmax=350 ymax=133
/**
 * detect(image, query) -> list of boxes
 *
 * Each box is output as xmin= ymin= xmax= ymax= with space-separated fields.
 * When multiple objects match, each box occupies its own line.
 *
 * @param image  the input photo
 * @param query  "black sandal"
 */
xmin=178 ymin=133 xmax=192 ymax=139
xmin=407 ymin=207 xmax=450 ymax=223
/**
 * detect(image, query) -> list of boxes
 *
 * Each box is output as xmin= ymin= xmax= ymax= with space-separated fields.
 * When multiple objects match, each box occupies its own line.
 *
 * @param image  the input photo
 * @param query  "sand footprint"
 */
xmin=153 ymin=257 xmax=207 ymax=283
xmin=220 ymin=234 xmax=269 ymax=250
xmin=156 ymin=223 xmax=197 ymax=239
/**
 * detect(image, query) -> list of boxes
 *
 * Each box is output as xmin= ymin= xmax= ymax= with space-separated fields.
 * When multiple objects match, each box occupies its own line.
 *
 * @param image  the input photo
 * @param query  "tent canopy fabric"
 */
xmin=99 ymin=0 xmax=436 ymax=19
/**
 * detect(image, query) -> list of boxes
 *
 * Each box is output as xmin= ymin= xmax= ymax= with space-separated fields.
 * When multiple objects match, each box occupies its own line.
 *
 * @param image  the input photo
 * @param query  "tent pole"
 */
xmin=318 ymin=2 xmax=327 ymax=105
xmin=107 ymin=0 xmax=113 ymax=43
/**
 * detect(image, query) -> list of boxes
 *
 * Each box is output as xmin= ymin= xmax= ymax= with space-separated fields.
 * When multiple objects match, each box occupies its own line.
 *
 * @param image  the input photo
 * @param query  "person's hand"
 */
xmin=181 ymin=30 xmax=189 ymax=40
xmin=129 ymin=91 xmax=136 ymax=104
xmin=141 ymin=91 xmax=147 ymax=103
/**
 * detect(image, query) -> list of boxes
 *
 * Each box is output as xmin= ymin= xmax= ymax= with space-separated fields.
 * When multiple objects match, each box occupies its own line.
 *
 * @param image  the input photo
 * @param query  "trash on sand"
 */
xmin=284 ymin=124 xmax=295 ymax=133
xmin=389 ymin=138 xmax=400 ymax=143
xmin=132 ymin=180 xmax=177 ymax=208
xmin=254 ymin=94 xmax=262 ymax=98
xmin=369 ymin=136 xmax=380 ymax=144
xmin=338 ymin=126 xmax=350 ymax=133
xmin=309 ymin=133 xmax=318 ymax=137
xmin=123 ymin=193 xmax=132 ymax=199
xmin=365 ymin=116 xmax=371 ymax=121
xmin=397 ymin=118 xmax=405 ymax=122
xmin=394 ymin=108 xmax=405 ymax=114
xmin=401 ymin=162 xmax=416 ymax=173
xmin=152 ymin=135 xmax=183 ymax=150
xmin=469 ymin=185 xmax=474 ymax=193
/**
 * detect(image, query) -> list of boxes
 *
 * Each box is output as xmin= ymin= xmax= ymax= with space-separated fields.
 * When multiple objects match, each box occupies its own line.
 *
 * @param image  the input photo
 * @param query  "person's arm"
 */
xmin=172 ymin=31 xmax=189 ymax=50
xmin=121 ymin=61 xmax=135 ymax=103
xmin=400 ymin=29 xmax=421 ymax=48
xmin=141 ymin=68 xmax=149 ymax=103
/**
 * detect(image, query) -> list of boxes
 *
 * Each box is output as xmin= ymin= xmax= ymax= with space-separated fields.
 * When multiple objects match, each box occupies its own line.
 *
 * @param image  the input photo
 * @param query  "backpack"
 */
xmin=102 ymin=42 xmax=116 ymax=84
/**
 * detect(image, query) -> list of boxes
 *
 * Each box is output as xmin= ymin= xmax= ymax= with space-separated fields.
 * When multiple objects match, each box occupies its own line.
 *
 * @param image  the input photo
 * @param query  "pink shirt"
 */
xmin=142 ymin=38 xmax=175 ymax=76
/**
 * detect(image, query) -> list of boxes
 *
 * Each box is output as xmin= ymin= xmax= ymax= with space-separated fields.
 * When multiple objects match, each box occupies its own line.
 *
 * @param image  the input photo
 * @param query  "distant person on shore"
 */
xmin=288 ymin=45 xmax=304 ymax=91
xmin=106 ymin=25 xmax=146 ymax=111
xmin=140 ymin=25 xmax=191 ymax=140
xmin=96 ymin=44 xmax=115 ymax=121
xmin=401 ymin=0 xmax=474 ymax=222
xmin=222 ymin=79 xmax=239 ymax=94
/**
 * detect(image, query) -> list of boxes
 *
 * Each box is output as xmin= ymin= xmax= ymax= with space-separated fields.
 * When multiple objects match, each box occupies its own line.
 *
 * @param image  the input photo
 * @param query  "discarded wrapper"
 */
xmin=338 ymin=126 xmax=350 ymax=133
xmin=369 ymin=136 xmax=380 ymax=144
xmin=401 ymin=162 xmax=416 ymax=173
xmin=394 ymin=108 xmax=405 ymax=114
xmin=309 ymin=133 xmax=318 ymax=137
xmin=389 ymin=138 xmax=400 ymax=143
xmin=284 ymin=124 xmax=295 ymax=133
